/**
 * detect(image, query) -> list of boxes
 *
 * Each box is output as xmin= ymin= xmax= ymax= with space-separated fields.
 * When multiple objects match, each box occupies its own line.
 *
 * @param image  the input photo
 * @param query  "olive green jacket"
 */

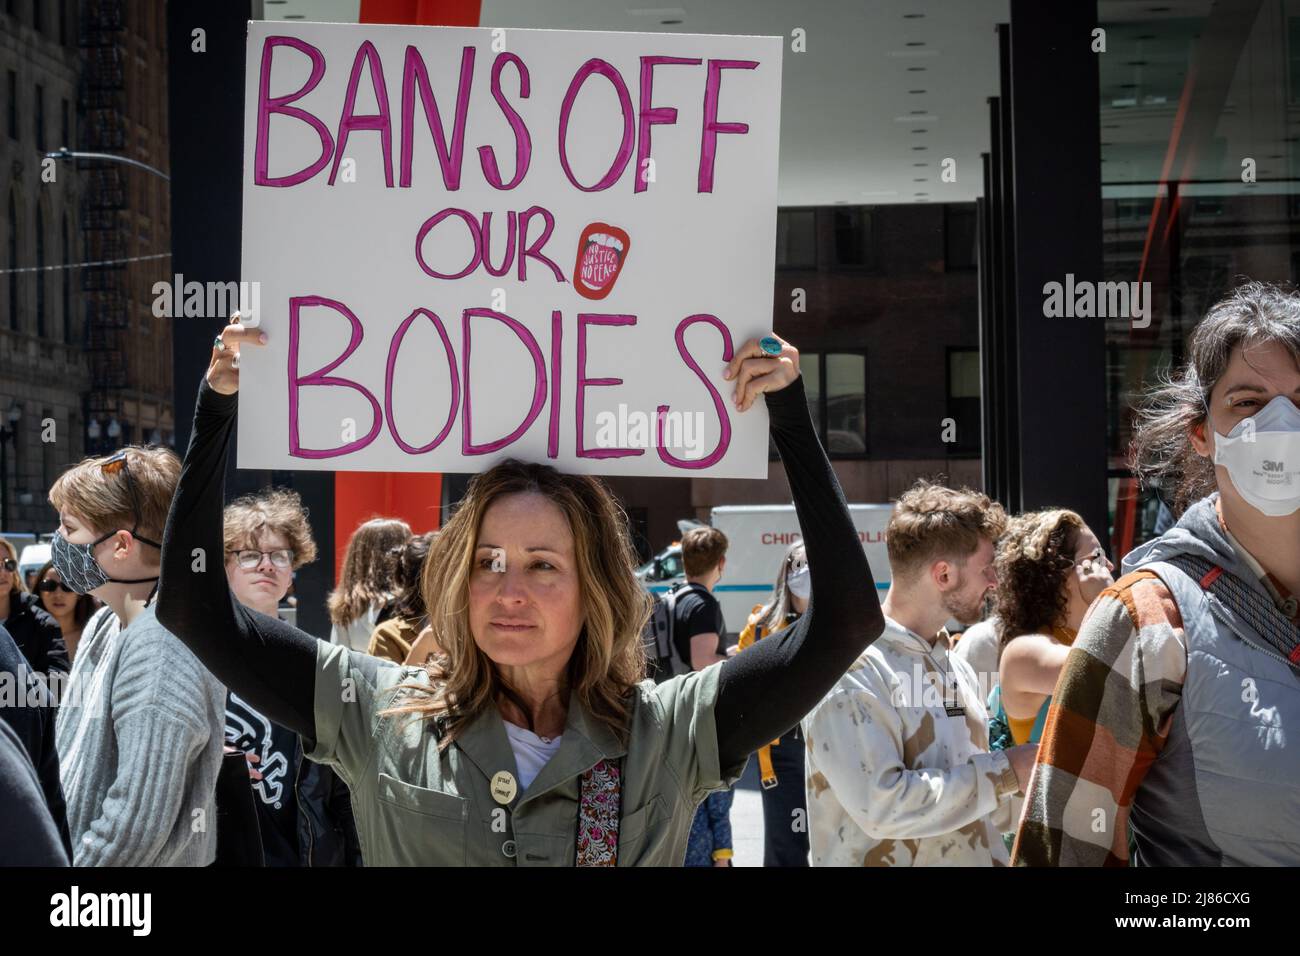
xmin=307 ymin=642 xmax=746 ymax=866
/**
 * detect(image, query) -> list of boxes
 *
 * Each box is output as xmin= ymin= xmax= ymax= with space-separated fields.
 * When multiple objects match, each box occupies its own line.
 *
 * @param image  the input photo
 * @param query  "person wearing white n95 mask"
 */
xmin=1212 ymin=393 xmax=1300 ymax=516
xmin=1015 ymin=281 xmax=1300 ymax=867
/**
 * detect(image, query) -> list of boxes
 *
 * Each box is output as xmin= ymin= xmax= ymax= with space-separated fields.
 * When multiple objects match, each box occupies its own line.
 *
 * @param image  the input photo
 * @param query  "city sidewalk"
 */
xmin=730 ymin=758 xmax=765 ymax=867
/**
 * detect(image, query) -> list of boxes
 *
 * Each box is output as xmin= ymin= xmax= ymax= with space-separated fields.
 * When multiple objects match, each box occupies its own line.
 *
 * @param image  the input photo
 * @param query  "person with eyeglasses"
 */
xmin=0 ymin=537 xmax=69 ymax=681
xmin=219 ymin=488 xmax=362 ymax=867
xmin=47 ymin=447 xmax=226 ymax=867
xmin=991 ymin=510 xmax=1115 ymax=750
xmin=33 ymin=562 xmax=99 ymax=663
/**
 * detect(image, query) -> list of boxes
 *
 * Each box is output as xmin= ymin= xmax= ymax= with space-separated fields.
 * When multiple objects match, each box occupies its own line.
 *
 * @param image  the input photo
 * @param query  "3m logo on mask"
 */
xmin=1214 ymin=395 xmax=1300 ymax=516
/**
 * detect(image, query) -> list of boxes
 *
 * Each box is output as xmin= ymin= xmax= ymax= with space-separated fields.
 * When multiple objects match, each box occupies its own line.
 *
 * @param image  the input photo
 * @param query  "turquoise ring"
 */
xmin=759 ymin=336 xmax=782 ymax=356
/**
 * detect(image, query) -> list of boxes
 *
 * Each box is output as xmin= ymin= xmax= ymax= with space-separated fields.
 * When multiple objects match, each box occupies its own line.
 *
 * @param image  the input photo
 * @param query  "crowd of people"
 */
xmin=1 ymin=280 xmax=1299 ymax=867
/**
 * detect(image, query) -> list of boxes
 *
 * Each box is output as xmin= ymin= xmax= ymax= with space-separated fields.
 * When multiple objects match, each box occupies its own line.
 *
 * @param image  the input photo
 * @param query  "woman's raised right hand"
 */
xmin=206 ymin=312 xmax=267 ymax=396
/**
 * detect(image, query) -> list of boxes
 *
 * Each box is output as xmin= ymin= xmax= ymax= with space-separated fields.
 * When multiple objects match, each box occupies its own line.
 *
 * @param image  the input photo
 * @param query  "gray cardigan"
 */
xmin=56 ymin=605 xmax=225 ymax=866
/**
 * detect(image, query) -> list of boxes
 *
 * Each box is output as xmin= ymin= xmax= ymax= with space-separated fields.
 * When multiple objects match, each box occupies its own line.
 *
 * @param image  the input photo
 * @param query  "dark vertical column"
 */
xmin=1006 ymin=0 xmax=1107 ymax=538
xmin=167 ymin=1 xmax=335 ymax=638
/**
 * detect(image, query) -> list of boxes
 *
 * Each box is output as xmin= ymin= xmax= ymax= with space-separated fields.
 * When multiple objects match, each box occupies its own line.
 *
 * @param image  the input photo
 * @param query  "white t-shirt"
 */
xmin=329 ymin=600 xmax=388 ymax=654
xmin=952 ymin=616 xmax=1001 ymax=705
xmin=502 ymin=721 xmax=563 ymax=791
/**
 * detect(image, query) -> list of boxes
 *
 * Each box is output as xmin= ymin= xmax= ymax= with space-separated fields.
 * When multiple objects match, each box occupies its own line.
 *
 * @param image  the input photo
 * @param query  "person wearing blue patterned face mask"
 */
xmin=1016 ymin=281 xmax=1300 ymax=867
xmin=46 ymin=447 xmax=226 ymax=867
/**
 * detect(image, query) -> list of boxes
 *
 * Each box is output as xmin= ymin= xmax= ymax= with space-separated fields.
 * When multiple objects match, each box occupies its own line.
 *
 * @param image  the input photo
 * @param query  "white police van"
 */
xmin=636 ymin=504 xmax=892 ymax=638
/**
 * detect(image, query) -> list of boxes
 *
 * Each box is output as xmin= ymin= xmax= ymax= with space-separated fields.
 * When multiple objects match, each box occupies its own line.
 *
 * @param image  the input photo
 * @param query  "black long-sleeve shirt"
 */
xmin=0 ymin=624 xmax=71 ymax=859
xmin=157 ymin=374 xmax=882 ymax=770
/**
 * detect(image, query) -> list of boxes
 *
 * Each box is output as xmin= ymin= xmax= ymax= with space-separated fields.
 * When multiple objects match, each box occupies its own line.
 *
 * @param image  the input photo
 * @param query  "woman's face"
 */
xmin=225 ymin=529 xmax=294 ymax=608
xmin=0 ymin=550 xmax=15 ymax=595
xmin=1191 ymin=339 xmax=1300 ymax=476
xmin=468 ymin=492 xmax=585 ymax=675
xmin=1069 ymin=525 xmax=1115 ymax=607
xmin=38 ymin=568 xmax=76 ymax=617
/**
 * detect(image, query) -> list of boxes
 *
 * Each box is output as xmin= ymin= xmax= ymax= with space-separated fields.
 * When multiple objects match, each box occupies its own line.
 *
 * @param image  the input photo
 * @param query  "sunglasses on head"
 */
xmin=95 ymin=451 xmax=162 ymax=551
xmin=38 ymin=579 xmax=73 ymax=594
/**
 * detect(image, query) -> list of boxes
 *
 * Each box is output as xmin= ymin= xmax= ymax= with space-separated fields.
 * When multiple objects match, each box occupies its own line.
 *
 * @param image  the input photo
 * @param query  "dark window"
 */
xmin=6 ymin=193 xmax=16 ymax=328
xmin=31 ymin=0 xmax=40 ymax=33
xmin=35 ymin=204 xmax=45 ymax=336
xmin=946 ymin=348 xmax=981 ymax=456
xmin=775 ymin=208 xmax=816 ymax=269
xmin=34 ymin=83 xmax=44 ymax=151
xmin=61 ymin=215 xmax=70 ymax=342
xmin=41 ymin=407 xmax=54 ymax=492
xmin=6 ymin=71 xmax=16 ymax=140
xmin=832 ymin=207 xmax=875 ymax=269
xmin=782 ymin=352 xmax=868 ymax=458
xmin=944 ymin=204 xmax=977 ymax=271
xmin=1113 ymin=198 xmax=1149 ymax=221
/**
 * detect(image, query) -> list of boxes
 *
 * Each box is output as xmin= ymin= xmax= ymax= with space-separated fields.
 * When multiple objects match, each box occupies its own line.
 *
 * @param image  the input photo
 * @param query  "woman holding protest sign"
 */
xmin=157 ymin=314 xmax=882 ymax=866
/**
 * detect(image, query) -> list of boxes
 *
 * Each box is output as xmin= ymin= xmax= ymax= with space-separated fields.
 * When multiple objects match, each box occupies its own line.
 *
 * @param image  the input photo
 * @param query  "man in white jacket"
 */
xmin=803 ymin=481 xmax=1037 ymax=866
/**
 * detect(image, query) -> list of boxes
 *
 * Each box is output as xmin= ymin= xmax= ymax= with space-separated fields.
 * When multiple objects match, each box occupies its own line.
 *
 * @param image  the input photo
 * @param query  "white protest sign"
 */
xmin=238 ymin=22 xmax=782 ymax=477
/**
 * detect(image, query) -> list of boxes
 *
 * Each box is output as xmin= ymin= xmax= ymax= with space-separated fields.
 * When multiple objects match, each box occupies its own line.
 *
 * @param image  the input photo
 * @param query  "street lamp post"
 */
xmin=49 ymin=146 xmax=170 ymax=470
xmin=44 ymin=146 xmax=171 ymax=182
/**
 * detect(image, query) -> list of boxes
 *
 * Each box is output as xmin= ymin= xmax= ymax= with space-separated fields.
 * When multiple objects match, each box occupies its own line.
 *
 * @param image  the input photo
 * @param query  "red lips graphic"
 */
xmin=573 ymin=223 xmax=630 ymax=301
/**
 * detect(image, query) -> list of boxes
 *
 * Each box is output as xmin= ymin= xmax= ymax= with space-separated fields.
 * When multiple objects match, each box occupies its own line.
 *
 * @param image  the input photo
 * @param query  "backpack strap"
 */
xmin=576 ymin=758 xmax=621 ymax=866
xmin=1164 ymin=554 xmax=1300 ymax=670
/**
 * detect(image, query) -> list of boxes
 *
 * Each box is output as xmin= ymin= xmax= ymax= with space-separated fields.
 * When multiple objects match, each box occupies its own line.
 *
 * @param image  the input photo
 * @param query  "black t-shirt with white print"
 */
xmin=225 ymin=692 xmax=300 ymax=867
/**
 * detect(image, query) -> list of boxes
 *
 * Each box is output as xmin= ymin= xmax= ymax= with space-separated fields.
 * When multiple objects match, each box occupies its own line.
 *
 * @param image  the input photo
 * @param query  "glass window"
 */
xmin=6 ymin=193 xmax=15 ymax=328
xmin=41 ymin=409 xmax=55 ymax=492
xmin=35 ymin=204 xmax=44 ymax=336
xmin=945 ymin=204 xmax=978 ymax=271
xmin=776 ymin=208 xmax=816 ymax=269
xmin=34 ymin=83 xmax=43 ymax=151
xmin=947 ymin=348 xmax=981 ymax=456
xmin=825 ymin=353 xmax=867 ymax=455
xmin=1100 ymin=6 xmax=1300 ymax=557
xmin=832 ymin=207 xmax=874 ymax=269
xmin=61 ymin=216 xmax=69 ymax=342
xmin=6 ymin=71 xmax=17 ymax=140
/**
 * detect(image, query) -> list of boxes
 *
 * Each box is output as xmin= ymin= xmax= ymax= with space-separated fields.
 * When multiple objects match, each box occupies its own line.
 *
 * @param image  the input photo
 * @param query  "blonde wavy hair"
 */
xmin=993 ymin=508 xmax=1086 ymax=651
xmin=383 ymin=460 xmax=650 ymax=748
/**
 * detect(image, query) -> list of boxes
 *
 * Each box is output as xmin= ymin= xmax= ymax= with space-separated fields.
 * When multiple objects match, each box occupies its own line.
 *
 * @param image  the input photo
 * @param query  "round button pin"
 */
xmin=501 ymin=839 xmax=517 ymax=859
xmin=490 ymin=770 xmax=518 ymax=805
